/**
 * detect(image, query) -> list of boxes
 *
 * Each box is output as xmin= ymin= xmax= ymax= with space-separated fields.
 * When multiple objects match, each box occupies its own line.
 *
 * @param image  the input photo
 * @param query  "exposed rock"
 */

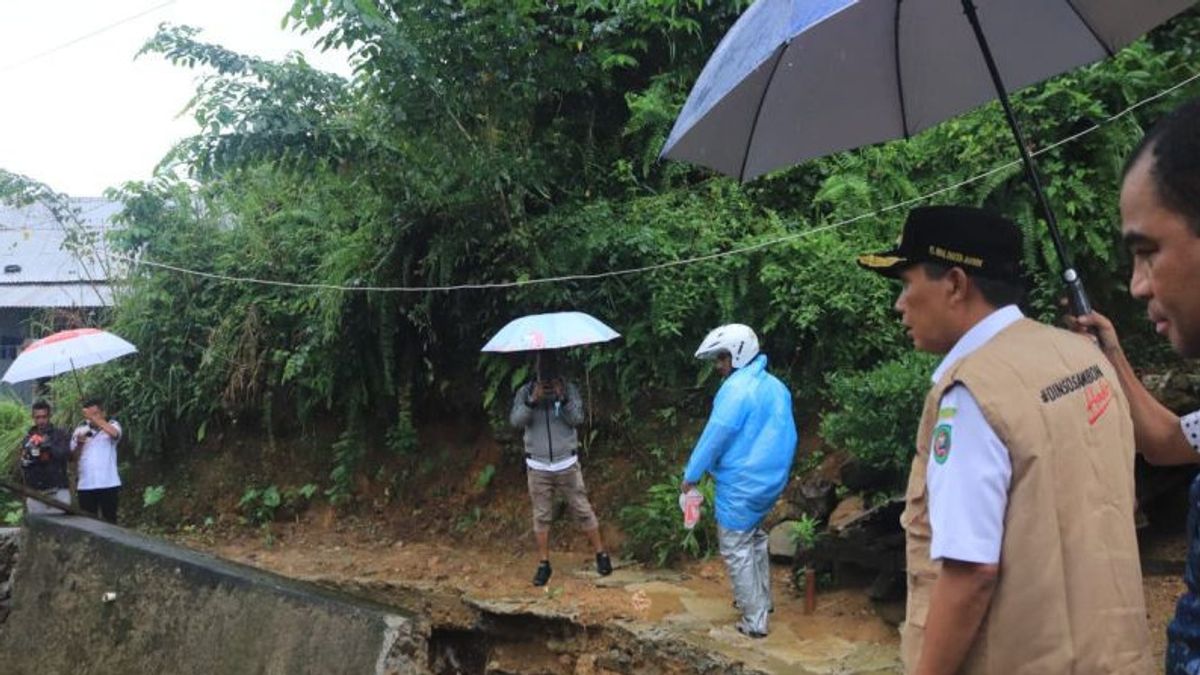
xmin=0 ymin=527 xmax=18 ymax=579
xmin=828 ymin=496 xmax=866 ymax=532
xmin=1145 ymin=369 xmax=1200 ymax=413
xmin=767 ymin=521 xmax=798 ymax=561
xmin=801 ymin=479 xmax=837 ymax=519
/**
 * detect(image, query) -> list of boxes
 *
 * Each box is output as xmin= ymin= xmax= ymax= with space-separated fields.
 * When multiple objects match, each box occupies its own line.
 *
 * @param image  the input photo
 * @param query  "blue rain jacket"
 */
xmin=683 ymin=354 xmax=798 ymax=531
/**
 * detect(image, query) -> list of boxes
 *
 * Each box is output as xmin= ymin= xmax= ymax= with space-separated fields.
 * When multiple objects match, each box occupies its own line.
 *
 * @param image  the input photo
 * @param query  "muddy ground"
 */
xmin=171 ymin=495 xmax=1189 ymax=674
xmin=183 ymin=521 xmax=901 ymax=673
xmin=143 ymin=425 xmax=1193 ymax=672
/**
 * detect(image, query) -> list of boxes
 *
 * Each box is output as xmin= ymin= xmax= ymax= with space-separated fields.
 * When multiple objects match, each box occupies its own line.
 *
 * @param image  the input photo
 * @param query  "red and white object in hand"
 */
xmin=679 ymin=488 xmax=704 ymax=530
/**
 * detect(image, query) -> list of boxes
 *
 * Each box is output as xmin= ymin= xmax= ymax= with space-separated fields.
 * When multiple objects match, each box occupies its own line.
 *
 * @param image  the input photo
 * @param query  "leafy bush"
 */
xmin=239 ymin=483 xmax=317 ymax=525
xmin=820 ymin=352 xmax=938 ymax=478
xmin=142 ymin=485 xmax=167 ymax=508
xmin=790 ymin=513 xmax=823 ymax=551
xmin=0 ymin=398 xmax=28 ymax=470
xmin=326 ymin=430 xmax=365 ymax=505
xmin=618 ymin=474 xmax=718 ymax=567
xmin=239 ymin=485 xmax=281 ymax=525
xmin=0 ymin=398 xmax=31 ymax=523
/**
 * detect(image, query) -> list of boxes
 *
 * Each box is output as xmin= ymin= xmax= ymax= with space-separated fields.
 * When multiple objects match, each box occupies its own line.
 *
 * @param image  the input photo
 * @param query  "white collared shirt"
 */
xmin=72 ymin=419 xmax=122 ymax=490
xmin=1182 ymin=410 xmax=1200 ymax=452
xmin=926 ymin=305 xmax=1023 ymax=564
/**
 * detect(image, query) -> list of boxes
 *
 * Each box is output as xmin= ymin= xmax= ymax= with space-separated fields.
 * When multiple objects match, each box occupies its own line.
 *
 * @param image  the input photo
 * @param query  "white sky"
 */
xmin=0 ymin=0 xmax=353 ymax=197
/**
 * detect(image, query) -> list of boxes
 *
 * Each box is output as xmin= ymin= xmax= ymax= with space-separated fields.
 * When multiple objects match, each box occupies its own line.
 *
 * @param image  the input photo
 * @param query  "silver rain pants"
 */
xmin=718 ymin=524 xmax=770 ymax=635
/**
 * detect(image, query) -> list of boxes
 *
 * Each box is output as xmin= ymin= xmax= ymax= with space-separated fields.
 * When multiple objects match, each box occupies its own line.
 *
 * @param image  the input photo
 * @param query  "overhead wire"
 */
xmin=0 ymin=0 xmax=180 ymax=74
xmin=108 ymin=67 xmax=1200 ymax=294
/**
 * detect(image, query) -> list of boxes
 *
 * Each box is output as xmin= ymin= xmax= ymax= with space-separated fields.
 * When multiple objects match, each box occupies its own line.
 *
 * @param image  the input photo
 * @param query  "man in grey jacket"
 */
xmin=510 ymin=352 xmax=612 ymax=586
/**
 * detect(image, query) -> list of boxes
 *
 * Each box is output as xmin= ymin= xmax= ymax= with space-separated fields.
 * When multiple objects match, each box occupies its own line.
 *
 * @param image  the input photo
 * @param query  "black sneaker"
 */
xmin=596 ymin=552 xmax=613 ymax=576
xmin=532 ymin=560 xmax=552 ymax=587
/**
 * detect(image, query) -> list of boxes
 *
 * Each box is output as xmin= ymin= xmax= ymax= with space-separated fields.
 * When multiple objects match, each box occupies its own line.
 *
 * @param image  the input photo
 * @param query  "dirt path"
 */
xmin=174 ymin=499 xmax=1191 ymax=673
xmin=183 ymin=525 xmax=901 ymax=673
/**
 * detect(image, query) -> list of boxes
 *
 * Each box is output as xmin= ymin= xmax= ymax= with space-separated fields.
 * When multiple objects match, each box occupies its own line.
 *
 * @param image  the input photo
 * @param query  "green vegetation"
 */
xmin=619 ymin=474 xmax=717 ymax=566
xmin=0 ymin=399 xmax=30 ymax=524
xmin=239 ymin=483 xmax=318 ymax=525
xmin=142 ymin=485 xmax=167 ymax=508
xmin=820 ymin=352 xmax=940 ymax=480
xmin=790 ymin=513 xmax=823 ymax=552
xmin=3 ymin=3 xmax=1199 ymax=562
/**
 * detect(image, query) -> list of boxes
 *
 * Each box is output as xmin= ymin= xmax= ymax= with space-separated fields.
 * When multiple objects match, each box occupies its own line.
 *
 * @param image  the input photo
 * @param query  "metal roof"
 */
xmin=0 ymin=284 xmax=113 ymax=308
xmin=0 ymin=198 xmax=121 ymax=307
xmin=0 ymin=198 xmax=122 ymax=230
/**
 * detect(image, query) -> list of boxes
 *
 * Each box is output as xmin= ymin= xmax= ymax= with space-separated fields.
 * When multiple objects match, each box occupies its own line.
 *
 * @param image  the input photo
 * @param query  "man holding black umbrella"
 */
xmin=1070 ymin=98 xmax=1200 ymax=673
xmin=859 ymin=205 xmax=1152 ymax=673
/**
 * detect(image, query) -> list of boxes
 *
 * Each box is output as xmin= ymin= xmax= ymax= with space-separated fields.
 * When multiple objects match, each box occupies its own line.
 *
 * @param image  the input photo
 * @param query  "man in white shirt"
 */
xmin=70 ymin=397 xmax=122 ymax=524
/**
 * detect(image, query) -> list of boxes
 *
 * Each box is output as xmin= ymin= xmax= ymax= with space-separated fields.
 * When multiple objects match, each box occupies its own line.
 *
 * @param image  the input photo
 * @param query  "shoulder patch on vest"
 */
xmin=932 ymin=424 xmax=952 ymax=465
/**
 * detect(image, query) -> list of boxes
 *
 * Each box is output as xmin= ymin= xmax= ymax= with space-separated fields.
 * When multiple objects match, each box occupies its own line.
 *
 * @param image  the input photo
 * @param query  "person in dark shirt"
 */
xmin=19 ymin=400 xmax=71 ymax=515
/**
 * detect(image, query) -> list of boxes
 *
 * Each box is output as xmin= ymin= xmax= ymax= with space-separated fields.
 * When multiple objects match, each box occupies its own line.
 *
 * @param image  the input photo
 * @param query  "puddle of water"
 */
xmin=623 ymin=580 xmax=692 ymax=621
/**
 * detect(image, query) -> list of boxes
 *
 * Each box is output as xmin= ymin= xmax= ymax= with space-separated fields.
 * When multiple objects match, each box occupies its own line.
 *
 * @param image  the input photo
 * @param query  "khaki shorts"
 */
xmin=527 ymin=463 xmax=599 ymax=533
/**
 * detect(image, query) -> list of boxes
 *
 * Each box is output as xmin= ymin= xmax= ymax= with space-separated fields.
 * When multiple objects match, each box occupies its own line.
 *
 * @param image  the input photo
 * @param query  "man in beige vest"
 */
xmin=858 ymin=205 xmax=1152 ymax=674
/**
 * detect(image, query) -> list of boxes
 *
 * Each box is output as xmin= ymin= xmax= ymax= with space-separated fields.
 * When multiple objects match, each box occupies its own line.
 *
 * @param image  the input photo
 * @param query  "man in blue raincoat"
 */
xmin=682 ymin=323 xmax=797 ymax=638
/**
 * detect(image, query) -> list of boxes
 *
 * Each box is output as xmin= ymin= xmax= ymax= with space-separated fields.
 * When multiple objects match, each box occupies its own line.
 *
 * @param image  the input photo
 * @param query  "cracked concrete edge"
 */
xmin=377 ymin=613 xmax=431 ymax=675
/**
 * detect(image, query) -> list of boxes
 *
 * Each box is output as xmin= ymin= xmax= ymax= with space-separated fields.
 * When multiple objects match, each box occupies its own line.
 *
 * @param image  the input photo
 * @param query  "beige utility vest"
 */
xmin=901 ymin=319 xmax=1152 ymax=674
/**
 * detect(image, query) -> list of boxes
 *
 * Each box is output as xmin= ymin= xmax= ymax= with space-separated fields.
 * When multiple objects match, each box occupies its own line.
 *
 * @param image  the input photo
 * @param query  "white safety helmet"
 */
xmin=694 ymin=324 xmax=760 ymax=369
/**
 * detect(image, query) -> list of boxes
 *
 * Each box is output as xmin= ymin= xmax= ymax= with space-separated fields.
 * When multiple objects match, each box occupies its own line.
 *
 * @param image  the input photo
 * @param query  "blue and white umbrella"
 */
xmin=481 ymin=312 xmax=620 ymax=353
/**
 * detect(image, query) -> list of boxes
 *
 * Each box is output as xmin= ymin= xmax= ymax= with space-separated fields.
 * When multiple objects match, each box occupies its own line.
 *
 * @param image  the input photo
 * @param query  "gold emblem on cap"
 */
xmin=857 ymin=254 xmax=906 ymax=268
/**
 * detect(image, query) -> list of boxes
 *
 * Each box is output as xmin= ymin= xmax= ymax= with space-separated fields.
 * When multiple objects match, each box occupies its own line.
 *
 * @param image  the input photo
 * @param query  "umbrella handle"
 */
xmin=961 ymin=0 xmax=1093 ymax=317
xmin=1063 ymin=271 xmax=1093 ymax=318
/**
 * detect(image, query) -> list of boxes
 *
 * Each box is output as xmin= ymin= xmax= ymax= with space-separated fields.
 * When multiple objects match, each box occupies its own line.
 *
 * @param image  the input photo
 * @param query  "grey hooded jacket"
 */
xmin=509 ymin=380 xmax=584 ymax=465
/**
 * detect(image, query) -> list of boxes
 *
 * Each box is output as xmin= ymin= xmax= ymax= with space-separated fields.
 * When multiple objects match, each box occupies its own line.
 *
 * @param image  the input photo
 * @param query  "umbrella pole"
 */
xmin=69 ymin=357 xmax=84 ymax=402
xmin=960 ymin=0 xmax=1093 ymax=317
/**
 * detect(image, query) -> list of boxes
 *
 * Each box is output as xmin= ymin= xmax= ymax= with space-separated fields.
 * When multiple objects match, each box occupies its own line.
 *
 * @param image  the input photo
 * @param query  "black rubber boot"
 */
xmin=532 ymin=560 xmax=552 ymax=586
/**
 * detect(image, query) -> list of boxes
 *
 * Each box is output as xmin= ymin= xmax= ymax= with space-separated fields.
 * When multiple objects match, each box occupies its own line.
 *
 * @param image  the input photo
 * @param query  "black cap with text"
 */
xmin=857 ymin=205 xmax=1023 ymax=281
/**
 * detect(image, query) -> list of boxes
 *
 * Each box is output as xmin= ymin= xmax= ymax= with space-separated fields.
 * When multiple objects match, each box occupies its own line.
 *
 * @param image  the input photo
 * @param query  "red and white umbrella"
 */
xmin=1 ymin=328 xmax=137 ymax=384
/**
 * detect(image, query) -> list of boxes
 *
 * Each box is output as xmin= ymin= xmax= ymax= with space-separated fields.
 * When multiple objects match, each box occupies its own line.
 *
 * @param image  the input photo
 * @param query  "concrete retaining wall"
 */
xmin=0 ymin=516 xmax=428 ymax=675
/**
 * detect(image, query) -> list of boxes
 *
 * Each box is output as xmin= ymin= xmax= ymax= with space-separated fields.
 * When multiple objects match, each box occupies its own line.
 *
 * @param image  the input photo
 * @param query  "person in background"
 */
xmin=1070 ymin=97 xmax=1200 ymax=673
xmin=510 ymin=351 xmax=612 ymax=586
xmin=682 ymin=324 xmax=797 ymax=638
xmin=71 ymin=397 xmax=122 ymax=524
xmin=19 ymin=400 xmax=71 ymax=515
